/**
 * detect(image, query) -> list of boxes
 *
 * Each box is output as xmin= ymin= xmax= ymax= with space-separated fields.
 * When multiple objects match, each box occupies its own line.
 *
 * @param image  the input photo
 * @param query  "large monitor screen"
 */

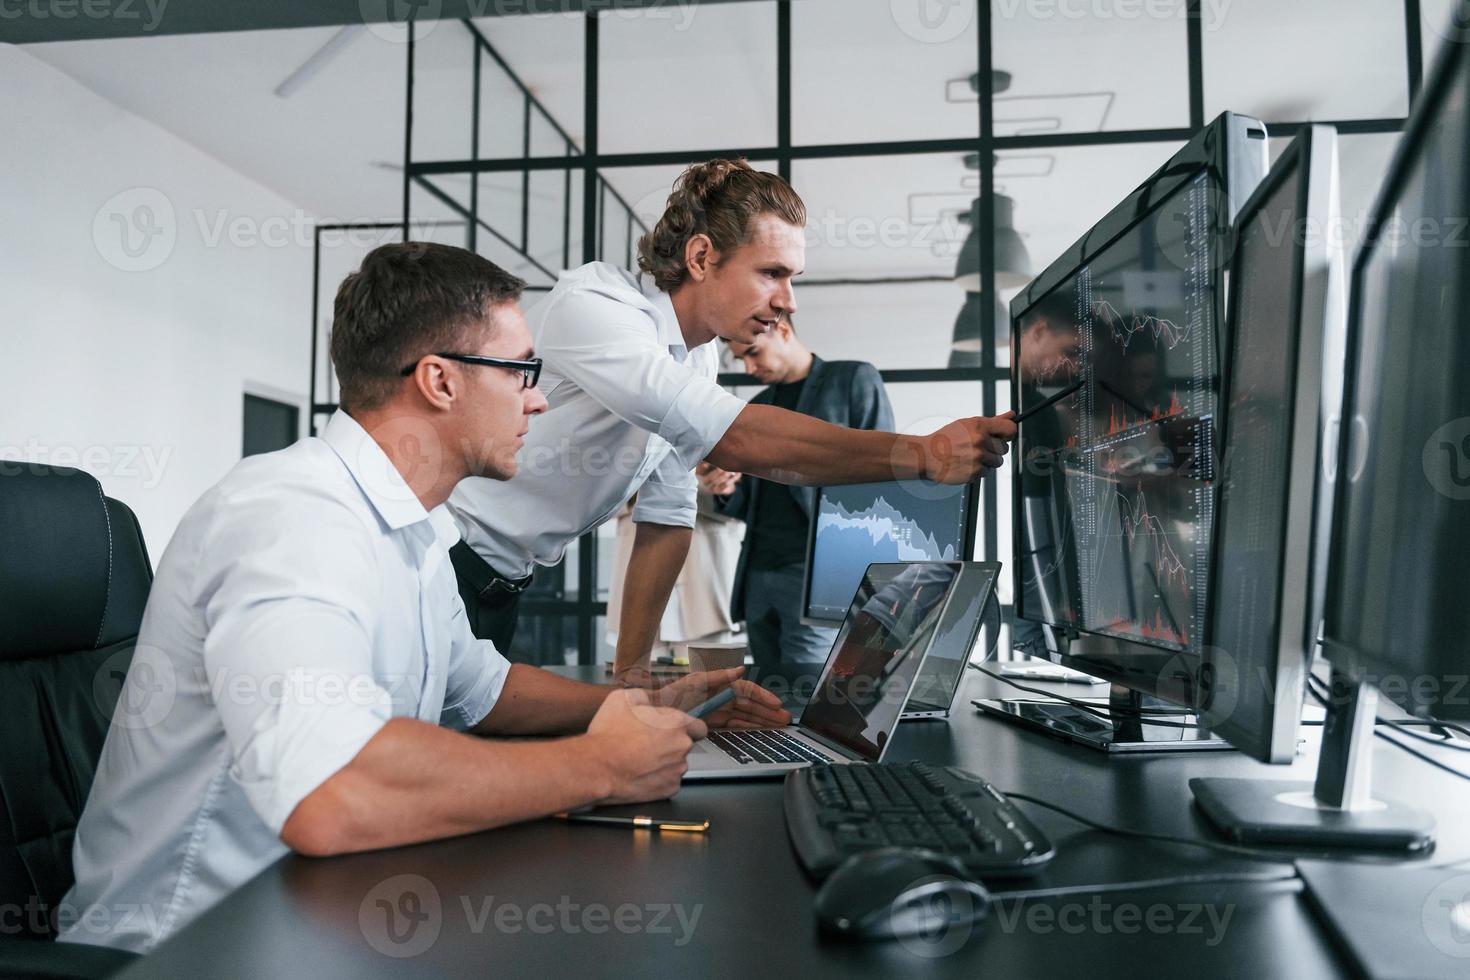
xmin=1326 ymin=51 xmax=1470 ymax=719
xmin=804 ymin=482 xmax=970 ymax=623
xmin=1015 ymin=169 xmax=1220 ymax=655
xmin=800 ymin=562 xmax=961 ymax=761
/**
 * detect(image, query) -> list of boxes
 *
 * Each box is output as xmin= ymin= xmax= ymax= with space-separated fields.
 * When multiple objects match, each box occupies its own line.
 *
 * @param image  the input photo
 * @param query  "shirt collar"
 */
xmin=320 ymin=410 xmax=435 ymax=533
xmin=638 ymin=272 xmax=686 ymax=351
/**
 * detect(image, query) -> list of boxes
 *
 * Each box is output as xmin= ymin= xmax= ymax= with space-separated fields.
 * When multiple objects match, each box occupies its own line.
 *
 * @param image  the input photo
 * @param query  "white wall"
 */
xmin=1 ymin=45 xmax=312 ymax=562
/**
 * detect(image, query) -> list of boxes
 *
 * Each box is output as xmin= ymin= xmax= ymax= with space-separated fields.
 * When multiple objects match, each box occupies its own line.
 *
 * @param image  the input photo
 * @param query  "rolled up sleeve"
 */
xmin=199 ymin=488 xmax=394 ymax=835
xmin=538 ymin=286 xmax=745 ymax=468
xmin=631 ymin=446 xmax=699 ymax=528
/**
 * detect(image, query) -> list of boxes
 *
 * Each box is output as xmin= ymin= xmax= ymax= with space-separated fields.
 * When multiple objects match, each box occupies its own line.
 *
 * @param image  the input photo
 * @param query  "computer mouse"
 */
xmin=813 ymin=847 xmax=991 ymax=942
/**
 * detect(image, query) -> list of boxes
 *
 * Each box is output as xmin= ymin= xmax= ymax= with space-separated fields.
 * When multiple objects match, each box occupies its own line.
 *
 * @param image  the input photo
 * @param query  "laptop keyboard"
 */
xmin=707 ymin=729 xmax=834 ymax=766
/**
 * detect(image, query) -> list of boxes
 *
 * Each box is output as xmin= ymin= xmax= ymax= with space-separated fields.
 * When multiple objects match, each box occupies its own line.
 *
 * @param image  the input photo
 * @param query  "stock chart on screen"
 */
xmin=1015 ymin=170 xmax=1218 ymax=654
xmin=805 ymin=482 xmax=969 ymax=623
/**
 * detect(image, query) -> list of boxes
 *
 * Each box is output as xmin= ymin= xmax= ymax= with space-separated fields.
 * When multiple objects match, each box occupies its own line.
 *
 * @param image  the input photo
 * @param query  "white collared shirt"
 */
xmin=59 ymin=411 xmax=511 ymax=954
xmin=447 ymin=262 xmax=746 ymax=578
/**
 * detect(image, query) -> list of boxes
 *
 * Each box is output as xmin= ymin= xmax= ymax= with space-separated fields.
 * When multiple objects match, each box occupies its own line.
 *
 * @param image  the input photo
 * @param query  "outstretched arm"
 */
xmin=707 ymin=404 xmax=1017 ymax=487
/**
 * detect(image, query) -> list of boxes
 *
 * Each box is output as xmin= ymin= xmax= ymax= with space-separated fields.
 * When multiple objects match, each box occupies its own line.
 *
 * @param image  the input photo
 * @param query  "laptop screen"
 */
xmin=907 ymin=563 xmax=998 ymax=712
xmin=800 ymin=562 xmax=962 ymax=762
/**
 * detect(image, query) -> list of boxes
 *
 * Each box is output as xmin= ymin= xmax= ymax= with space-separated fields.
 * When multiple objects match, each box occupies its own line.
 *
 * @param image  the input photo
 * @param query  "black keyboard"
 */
xmin=785 ymin=762 xmax=1056 ymax=878
xmin=708 ymin=729 xmax=833 ymax=766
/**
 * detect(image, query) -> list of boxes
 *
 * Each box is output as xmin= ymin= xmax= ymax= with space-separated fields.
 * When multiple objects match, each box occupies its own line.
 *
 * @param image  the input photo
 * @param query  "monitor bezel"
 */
xmin=800 ymin=481 xmax=977 ymax=627
xmin=1008 ymin=111 xmax=1269 ymax=708
xmin=1202 ymin=125 xmax=1339 ymax=763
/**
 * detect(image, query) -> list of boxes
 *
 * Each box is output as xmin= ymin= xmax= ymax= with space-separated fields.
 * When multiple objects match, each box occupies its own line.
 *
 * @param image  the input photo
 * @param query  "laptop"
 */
xmin=684 ymin=562 xmax=964 ymax=781
xmin=900 ymin=561 xmax=1000 ymax=720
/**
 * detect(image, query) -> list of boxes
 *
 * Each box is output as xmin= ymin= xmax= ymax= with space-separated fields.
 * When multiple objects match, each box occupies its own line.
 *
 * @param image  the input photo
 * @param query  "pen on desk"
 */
xmin=1014 ymin=377 xmax=1085 ymax=424
xmin=553 ymin=812 xmax=710 ymax=833
xmin=687 ymin=686 xmax=737 ymax=720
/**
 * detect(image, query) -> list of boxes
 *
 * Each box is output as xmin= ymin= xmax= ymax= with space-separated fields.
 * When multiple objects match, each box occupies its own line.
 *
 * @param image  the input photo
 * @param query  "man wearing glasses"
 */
xmin=447 ymin=160 xmax=1017 ymax=682
xmin=60 ymin=243 xmax=788 ymax=954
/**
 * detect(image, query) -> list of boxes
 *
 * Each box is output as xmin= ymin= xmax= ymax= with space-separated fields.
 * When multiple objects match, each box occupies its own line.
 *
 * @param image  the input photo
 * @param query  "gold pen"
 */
xmin=553 ymin=812 xmax=710 ymax=833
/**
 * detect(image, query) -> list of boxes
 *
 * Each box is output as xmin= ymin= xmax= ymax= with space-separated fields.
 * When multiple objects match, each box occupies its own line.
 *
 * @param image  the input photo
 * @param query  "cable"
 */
xmin=990 ymin=868 xmax=1299 ymax=903
xmin=971 ymin=665 xmax=1204 ymax=729
xmin=1377 ymin=721 xmax=1470 ymax=754
xmin=1003 ymin=792 xmax=1297 ymax=864
xmin=1306 ymin=677 xmax=1470 ymax=757
xmin=1374 ymin=729 xmax=1470 ymax=783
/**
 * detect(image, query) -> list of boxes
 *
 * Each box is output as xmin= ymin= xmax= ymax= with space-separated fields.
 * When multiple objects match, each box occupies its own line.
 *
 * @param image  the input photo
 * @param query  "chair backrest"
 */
xmin=0 ymin=464 xmax=152 ymax=938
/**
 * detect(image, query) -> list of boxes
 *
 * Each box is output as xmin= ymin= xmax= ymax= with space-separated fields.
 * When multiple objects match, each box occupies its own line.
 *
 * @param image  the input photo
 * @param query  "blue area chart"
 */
xmin=809 ymin=489 xmax=966 ymax=616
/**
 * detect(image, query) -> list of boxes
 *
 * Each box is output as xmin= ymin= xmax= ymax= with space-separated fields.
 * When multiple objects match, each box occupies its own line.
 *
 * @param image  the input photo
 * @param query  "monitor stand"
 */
xmin=974 ymin=683 xmax=1233 ymax=753
xmin=1189 ymin=667 xmax=1435 ymax=850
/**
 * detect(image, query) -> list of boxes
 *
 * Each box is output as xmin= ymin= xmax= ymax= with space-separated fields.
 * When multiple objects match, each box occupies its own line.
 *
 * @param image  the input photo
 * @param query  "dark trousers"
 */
xmin=742 ymin=563 xmax=839 ymax=704
xmin=449 ymin=541 xmax=525 ymax=655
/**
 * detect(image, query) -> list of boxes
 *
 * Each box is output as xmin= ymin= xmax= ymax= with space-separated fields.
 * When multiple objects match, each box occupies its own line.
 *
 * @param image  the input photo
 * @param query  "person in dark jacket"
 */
xmin=698 ymin=316 xmax=893 ymax=689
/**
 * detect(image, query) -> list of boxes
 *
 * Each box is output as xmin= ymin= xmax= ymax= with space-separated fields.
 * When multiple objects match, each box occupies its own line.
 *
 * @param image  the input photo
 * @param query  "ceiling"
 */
xmin=20 ymin=0 xmax=1423 ymax=285
xmin=0 ymin=0 xmax=764 ymax=44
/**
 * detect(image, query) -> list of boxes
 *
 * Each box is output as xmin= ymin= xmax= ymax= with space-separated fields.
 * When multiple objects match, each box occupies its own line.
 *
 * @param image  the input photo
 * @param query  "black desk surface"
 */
xmin=116 ymin=668 xmax=1470 ymax=979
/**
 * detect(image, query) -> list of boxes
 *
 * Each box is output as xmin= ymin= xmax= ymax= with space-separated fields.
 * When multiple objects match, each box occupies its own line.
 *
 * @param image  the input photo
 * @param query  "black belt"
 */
xmin=449 ymin=541 xmax=533 ymax=611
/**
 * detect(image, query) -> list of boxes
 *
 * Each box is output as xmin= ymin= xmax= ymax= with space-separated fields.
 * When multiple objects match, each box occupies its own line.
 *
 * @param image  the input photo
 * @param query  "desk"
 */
xmin=117 ymin=668 xmax=1470 ymax=979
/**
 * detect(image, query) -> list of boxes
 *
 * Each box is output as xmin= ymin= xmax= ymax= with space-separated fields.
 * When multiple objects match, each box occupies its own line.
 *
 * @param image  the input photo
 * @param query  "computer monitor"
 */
xmin=996 ymin=112 xmax=1270 ymax=750
xmin=801 ymin=481 xmax=974 ymax=626
xmin=1322 ymin=35 xmax=1470 ymax=727
xmin=1193 ymin=126 xmax=1345 ymax=765
xmin=1192 ymin=27 xmax=1470 ymax=856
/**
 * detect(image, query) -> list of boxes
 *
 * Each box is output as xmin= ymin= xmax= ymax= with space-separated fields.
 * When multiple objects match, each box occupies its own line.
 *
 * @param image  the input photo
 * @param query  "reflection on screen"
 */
xmin=1211 ymin=161 xmax=1303 ymax=741
xmin=908 ymin=564 xmax=997 ymax=710
xmin=801 ymin=563 xmax=960 ymax=761
xmin=1016 ymin=170 xmax=1219 ymax=654
xmin=807 ymin=482 xmax=969 ymax=623
xmin=1328 ymin=59 xmax=1470 ymax=688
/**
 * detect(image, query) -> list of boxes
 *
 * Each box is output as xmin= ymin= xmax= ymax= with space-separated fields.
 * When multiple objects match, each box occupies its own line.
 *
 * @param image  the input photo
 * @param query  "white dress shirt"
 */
xmin=447 ymin=262 xmax=747 ymax=578
xmin=58 ymin=411 xmax=511 ymax=954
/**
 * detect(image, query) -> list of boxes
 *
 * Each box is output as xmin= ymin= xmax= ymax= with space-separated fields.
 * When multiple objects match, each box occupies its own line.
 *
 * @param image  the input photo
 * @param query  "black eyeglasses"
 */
xmin=400 ymin=352 xmax=542 ymax=390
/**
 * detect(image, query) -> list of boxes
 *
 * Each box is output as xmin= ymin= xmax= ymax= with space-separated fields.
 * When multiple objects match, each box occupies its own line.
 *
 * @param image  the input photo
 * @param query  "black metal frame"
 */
xmin=309 ymin=0 xmax=1426 ymax=664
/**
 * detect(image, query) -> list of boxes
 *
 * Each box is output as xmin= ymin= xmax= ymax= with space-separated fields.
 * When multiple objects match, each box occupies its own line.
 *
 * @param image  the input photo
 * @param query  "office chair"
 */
xmin=0 ymin=465 xmax=153 ymax=978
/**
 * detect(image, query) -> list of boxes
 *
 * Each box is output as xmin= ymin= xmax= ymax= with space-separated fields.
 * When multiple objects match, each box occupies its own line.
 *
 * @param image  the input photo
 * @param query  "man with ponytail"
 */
xmin=447 ymin=159 xmax=1017 ymax=685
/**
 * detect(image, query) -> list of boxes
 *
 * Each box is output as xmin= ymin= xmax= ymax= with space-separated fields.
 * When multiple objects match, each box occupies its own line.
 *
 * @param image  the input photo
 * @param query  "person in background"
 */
xmin=605 ymin=489 xmax=745 ymax=661
xmin=698 ymin=315 xmax=893 ymax=688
